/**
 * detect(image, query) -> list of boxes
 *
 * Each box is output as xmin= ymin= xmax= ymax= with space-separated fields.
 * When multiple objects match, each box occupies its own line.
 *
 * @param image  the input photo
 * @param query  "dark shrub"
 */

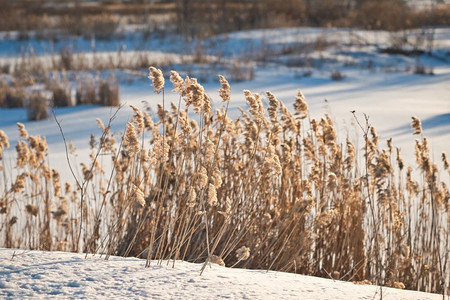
xmin=27 ymin=93 xmax=48 ymax=121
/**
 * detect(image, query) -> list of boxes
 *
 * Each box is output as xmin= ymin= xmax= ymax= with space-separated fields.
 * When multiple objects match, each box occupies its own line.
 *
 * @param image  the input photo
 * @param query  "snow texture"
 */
xmin=0 ymin=249 xmax=442 ymax=299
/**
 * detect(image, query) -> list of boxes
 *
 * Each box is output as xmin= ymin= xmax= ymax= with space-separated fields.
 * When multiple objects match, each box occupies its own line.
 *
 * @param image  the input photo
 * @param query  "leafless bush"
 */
xmin=26 ymin=92 xmax=49 ymax=121
xmin=413 ymin=63 xmax=434 ymax=75
xmin=76 ymin=78 xmax=98 ymax=106
xmin=50 ymin=81 xmax=73 ymax=107
xmin=227 ymin=60 xmax=255 ymax=82
xmin=330 ymin=69 xmax=345 ymax=81
xmin=0 ymin=79 xmax=26 ymax=108
xmin=1 ymin=64 xmax=11 ymax=74
xmin=76 ymin=74 xmax=120 ymax=107
xmin=59 ymin=48 xmax=74 ymax=71
xmin=98 ymin=77 xmax=120 ymax=107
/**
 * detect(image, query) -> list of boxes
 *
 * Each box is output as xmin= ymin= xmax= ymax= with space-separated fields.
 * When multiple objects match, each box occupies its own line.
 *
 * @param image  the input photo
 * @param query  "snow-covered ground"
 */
xmin=2 ymin=64 xmax=449 ymax=183
xmin=0 ymin=248 xmax=442 ymax=299
xmin=2 ymin=64 xmax=449 ymax=182
xmin=0 ymin=28 xmax=449 ymax=184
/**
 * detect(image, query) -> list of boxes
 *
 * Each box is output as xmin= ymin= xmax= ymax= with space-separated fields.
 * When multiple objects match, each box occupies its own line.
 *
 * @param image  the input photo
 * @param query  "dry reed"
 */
xmin=0 ymin=67 xmax=448 ymax=296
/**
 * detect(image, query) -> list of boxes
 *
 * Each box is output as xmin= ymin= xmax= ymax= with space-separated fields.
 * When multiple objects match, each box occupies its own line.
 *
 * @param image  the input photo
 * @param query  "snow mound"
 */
xmin=0 ymin=248 xmax=441 ymax=299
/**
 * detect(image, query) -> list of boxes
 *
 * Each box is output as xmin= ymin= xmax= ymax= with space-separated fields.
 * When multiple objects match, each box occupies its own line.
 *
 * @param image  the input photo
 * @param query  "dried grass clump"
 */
xmin=411 ymin=116 xmax=423 ymax=135
xmin=227 ymin=60 xmax=255 ymax=82
xmin=330 ymin=69 xmax=345 ymax=81
xmin=0 ymin=67 xmax=448 ymax=295
xmin=50 ymin=81 xmax=73 ymax=107
xmin=98 ymin=77 xmax=120 ymax=107
xmin=26 ymin=93 xmax=49 ymax=121
xmin=76 ymin=75 xmax=120 ymax=107
xmin=0 ymin=79 xmax=26 ymax=108
xmin=76 ymin=78 xmax=97 ymax=105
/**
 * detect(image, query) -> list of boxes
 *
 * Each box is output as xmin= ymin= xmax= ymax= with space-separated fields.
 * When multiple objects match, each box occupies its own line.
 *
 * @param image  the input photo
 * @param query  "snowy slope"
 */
xmin=0 ymin=249 xmax=442 ymax=300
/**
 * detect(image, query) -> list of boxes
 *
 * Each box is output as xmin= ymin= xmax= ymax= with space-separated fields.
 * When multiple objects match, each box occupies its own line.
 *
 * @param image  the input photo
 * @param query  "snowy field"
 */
xmin=0 ymin=28 xmax=450 ymax=165
xmin=0 ymin=27 xmax=449 ymax=174
xmin=0 ymin=248 xmax=443 ymax=299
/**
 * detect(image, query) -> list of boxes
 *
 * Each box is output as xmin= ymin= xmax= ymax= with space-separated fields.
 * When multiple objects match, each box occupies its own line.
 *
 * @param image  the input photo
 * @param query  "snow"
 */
xmin=0 ymin=248 xmax=441 ymax=299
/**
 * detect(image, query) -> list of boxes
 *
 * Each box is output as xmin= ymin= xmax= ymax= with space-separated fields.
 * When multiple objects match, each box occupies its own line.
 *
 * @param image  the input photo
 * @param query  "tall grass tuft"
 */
xmin=0 ymin=67 xmax=448 ymax=295
xmin=26 ymin=93 xmax=49 ymax=121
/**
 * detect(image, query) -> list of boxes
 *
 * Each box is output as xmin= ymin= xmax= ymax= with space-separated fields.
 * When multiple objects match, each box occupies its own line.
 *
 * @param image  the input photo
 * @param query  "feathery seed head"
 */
xmin=65 ymin=182 xmax=72 ymax=194
xmin=131 ymin=184 xmax=146 ymax=207
xmin=411 ymin=116 xmax=422 ymax=135
xmin=442 ymin=152 xmax=449 ymax=170
xmin=279 ymin=102 xmax=298 ymax=133
xmin=16 ymin=141 xmax=30 ymax=168
xmin=207 ymin=183 xmax=218 ymax=206
xmin=69 ymin=139 xmax=76 ymax=154
xmin=327 ymin=172 xmax=337 ymax=189
xmin=42 ymin=164 xmax=51 ymax=180
xmin=143 ymin=111 xmax=154 ymax=131
xmin=187 ymin=78 xmax=208 ymax=114
xmin=396 ymin=148 xmax=404 ymax=170
xmin=370 ymin=126 xmax=378 ymax=145
xmin=209 ymin=255 xmax=225 ymax=266
xmin=266 ymin=91 xmax=279 ymax=124
xmin=294 ymin=89 xmax=308 ymax=119
xmin=96 ymin=118 xmax=106 ymax=131
xmin=52 ymin=169 xmax=61 ymax=196
xmin=188 ymin=187 xmax=197 ymax=208
xmin=387 ymin=138 xmax=393 ymax=153
xmin=148 ymin=66 xmax=165 ymax=94
xmin=218 ymin=75 xmax=230 ymax=103
xmin=0 ymin=130 xmax=9 ymax=149
xmin=170 ymin=70 xmax=185 ymax=95
xmin=17 ymin=122 xmax=28 ymax=139
xmin=124 ymin=122 xmax=140 ymax=154
xmin=213 ymin=169 xmax=223 ymax=188
xmin=204 ymin=138 xmax=215 ymax=164
xmin=25 ymin=204 xmax=38 ymax=216
xmin=130 ymin=105 xmax=145 ymax=131
xmin=236 ymin=246 xmax=250 ymax=261
xmin=244 ymin=90 xmax=264 ymax=121
xmin=81 ymin=163 xmax=93 ymax=181
xmin=198 ymin=166 xmax=208 ymax=189
xmin=154 ymin=135 xmax=169 ymax=163
xmin=13 ymin=173 xmax=27 ymax=193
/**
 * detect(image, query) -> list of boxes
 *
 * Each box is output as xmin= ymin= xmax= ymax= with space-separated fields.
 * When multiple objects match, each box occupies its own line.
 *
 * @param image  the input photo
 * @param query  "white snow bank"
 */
xmin=0 ymin=249 xmax=441 ymax=300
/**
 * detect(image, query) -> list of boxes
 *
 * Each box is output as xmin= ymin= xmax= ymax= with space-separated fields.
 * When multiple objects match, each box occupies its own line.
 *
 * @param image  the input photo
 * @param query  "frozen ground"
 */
xmin=0 ymin=248 xmax=442 ymax=300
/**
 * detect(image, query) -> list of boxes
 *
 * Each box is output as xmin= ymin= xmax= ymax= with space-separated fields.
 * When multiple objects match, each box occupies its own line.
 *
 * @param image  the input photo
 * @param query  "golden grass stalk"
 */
xmin=0 ymin=69 xmax=447 ymax=295
xmin=148 ymin=66 xmax=165 ymax=94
